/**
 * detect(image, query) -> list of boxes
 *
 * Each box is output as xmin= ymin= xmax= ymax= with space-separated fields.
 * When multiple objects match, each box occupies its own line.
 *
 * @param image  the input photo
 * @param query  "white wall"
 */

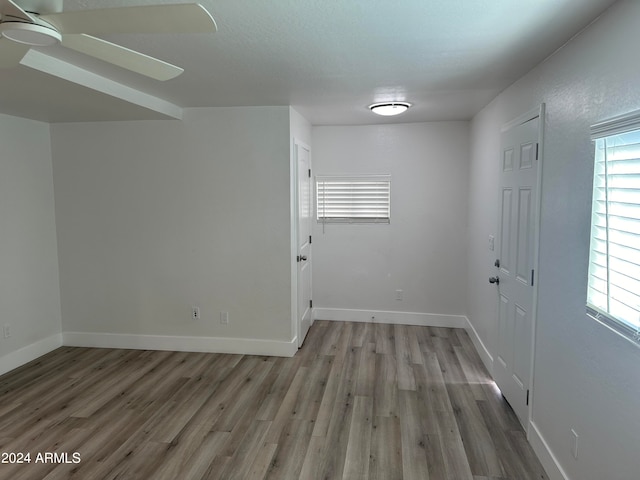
xmin=0 ymin=114 xmax=62 ymax=375
xmin=50 ymin=107 xmax=295 ymax=355
xmin=467 ymin=1 xmax=640 ymax=479
xmin=312 ymin=122 xmax=469 ymax=325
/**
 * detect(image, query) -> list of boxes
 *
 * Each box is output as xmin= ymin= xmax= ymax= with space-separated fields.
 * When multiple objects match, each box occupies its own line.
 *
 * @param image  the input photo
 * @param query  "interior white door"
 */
xmin=296 ymin=142 xmax=312 ymax=347
xmin=493 ymin=114 xmax=540 ymax=429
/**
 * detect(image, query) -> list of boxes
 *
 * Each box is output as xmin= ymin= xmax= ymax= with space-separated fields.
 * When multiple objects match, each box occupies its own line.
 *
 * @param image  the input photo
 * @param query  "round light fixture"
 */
xmin=369 ymin=102 xmax=411 ymax=116
xmin=0 ymin=22 xmax=61 ymax=47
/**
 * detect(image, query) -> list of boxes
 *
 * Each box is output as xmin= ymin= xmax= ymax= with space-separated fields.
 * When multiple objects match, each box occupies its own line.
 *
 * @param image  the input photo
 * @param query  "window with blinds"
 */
xmin=316 ymin=175 xmax=391 ymax=224
xmin=587 ymin=110 xmax=640 ymax=343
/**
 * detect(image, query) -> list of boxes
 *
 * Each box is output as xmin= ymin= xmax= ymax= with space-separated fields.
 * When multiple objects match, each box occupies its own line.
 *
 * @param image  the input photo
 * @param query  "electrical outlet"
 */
xmin=3 ymin=324 xmax=10 ymax=338
xmin=571 ymin=429 xmax=579 ymax=459
xmin=220 ymin=312 xmax=229 ymax=325
xmin=488 ymin=235 xmax=495 ymax=251
xmin=192 ymin=307 xmax=200 ymax=320
xmin=395 ymin=289 xmax=403 ymax=301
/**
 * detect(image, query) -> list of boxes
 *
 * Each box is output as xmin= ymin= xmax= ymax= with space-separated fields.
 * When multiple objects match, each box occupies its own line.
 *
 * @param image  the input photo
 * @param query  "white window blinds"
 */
xmin=588 ymin=110 xmax=640 ymax=342
xmin=316 ymin=175 xmax=391 ymax=224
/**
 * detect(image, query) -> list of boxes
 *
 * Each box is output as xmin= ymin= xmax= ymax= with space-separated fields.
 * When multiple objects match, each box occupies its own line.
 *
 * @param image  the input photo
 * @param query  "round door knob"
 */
xmin=489 ymin=276 xmax=500 ymax=285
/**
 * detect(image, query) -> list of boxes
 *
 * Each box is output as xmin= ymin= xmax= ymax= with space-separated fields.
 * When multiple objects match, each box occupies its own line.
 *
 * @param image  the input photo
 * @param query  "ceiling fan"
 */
xmin=0 ymin=0 xmax=216 ymax=81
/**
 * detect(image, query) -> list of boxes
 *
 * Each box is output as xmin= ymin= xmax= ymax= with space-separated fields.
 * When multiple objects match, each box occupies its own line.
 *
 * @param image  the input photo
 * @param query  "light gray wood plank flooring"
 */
xmin=0 ymin=321 xmax=547 ymax=479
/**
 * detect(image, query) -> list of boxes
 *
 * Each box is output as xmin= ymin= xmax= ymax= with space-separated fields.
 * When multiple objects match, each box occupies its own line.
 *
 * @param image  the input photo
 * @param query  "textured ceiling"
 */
xmin=0 ymin=0 xmax=619 ymax=124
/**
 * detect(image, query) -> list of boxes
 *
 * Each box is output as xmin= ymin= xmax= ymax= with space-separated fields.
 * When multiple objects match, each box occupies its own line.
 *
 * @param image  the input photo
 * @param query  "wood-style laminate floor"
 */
xmin=0 ymin=321 xmax=548 ymax=480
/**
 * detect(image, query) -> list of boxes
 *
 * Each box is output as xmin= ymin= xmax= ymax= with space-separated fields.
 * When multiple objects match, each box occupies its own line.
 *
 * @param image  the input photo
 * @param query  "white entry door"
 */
xmin=493 ymin=109 xmax=542 ymax=429
xmin=296 ymin=141 xmax=312 ymax=346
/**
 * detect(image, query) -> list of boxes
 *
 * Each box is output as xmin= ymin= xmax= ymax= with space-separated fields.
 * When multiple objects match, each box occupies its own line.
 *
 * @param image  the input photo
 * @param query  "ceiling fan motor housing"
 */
xmin=19 ymin=0 xmax=63 ymax=15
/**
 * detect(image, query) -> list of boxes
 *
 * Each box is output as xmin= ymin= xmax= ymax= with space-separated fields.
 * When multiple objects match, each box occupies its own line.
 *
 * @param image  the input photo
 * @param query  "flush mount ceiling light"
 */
xmin=369 ymin=102 xmax=411 ymax=116
xmin=0 ymin=22 xmax=61 ymax=46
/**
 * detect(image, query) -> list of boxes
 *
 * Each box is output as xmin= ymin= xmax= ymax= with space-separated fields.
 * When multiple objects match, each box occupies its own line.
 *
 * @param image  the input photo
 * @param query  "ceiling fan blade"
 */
xmin=41 ymin=3 xmax=216 ymax=35
xmin=0 ymin=0 xmax=38 ymax=23
xmin=0 ymin=37 xmax=29 ymax=67
xmin=61 ymin=34 xmax=184 ymax=81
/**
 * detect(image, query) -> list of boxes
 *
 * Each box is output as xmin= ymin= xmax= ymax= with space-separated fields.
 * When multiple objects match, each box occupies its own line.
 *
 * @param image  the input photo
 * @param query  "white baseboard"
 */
xmin=63 ymin=332 xmax=298 ymax=358
xmin=0 ymin=334 xmax=63 ymax=377
xmin=529 ymin=420 xmax=570 ymax=480
xmin=314 ymin=308 xmax=467 ymax=328
xmin=464 ymin=316 xmax=494 ymax=375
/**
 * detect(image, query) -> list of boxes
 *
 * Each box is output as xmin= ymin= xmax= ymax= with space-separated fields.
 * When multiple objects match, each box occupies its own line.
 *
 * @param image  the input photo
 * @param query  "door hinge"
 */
xmin=535 ymin=143 xmax=539 ymax=160
xmin=309 ymin=235 xmax=312 ymax=244
xmin=308 ymin=168 xmax=311 ymax=178
xmin=531 ymin=269 xmax=535 ymax=286
xmin=296 ymin=255 xmax=301 ymax=263
xmin=310 ymin=299 xmax=313 ymax=308
xmin=526 ymin=389 xmax=530 ymax=406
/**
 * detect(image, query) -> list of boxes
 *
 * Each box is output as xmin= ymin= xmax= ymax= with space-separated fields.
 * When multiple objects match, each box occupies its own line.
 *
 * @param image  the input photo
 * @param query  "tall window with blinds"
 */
xmin=316 ymin=175 xmax=391 ymax=224
xmin=587 ymin=111 xmax=640 ymax=343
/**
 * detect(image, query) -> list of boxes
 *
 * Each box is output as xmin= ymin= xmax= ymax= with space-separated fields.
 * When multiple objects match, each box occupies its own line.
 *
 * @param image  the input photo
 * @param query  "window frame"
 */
xmin=315 ymin=174 xmax=391 ymax=225
xmin=587 ymin=109 xmax=640 ymax=345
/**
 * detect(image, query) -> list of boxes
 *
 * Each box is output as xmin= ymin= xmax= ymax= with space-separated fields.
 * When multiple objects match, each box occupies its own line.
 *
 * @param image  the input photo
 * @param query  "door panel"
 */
xmin=520 ymin=142 xmax=535 ymax=169
xmin=503 ymin=147 xmax=514 ymax=171
xmin=497 ymin=294 xmax=511 ymax=370
xmin=500 ymin=188 xmax=513 ymax=274
xmin=513 ymin=304 xmax=529 ymax=388
xmin=516 ymin=188 xmax=532 ymax=285
xmin=493 ymin=114 xmax=540 ymax=429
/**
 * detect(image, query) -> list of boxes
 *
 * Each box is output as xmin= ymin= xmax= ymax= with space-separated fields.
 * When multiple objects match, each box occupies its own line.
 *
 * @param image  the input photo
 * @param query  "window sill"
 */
xmin=587 ymin=306 xmax=640 ymax=348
